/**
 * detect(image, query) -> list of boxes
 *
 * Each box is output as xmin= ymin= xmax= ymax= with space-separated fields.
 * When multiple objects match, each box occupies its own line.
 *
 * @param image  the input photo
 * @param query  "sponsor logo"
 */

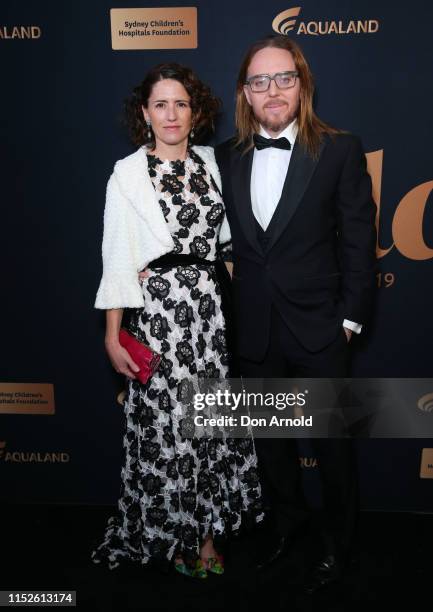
xmin=0 ymin=439 xmax=69 ymax=463
xmin=420 ymin=448 xmax=433 ymax=479
xmin=110 ymin=7 xmax=197 ymax=50
xmin=272 ymin=6 xmax=379 ymax=36
xmin=299 ymin=456 xmax=318 ymax=468
xmin=418 ymin=393 xmax=433 ymax=413
xmin=272 ymin=7 xmax=301 ymax=35
xmin=0 ymin=25 xmax=41 ymax=40
xmin=0 ymin=383 xmax=55 ymax=415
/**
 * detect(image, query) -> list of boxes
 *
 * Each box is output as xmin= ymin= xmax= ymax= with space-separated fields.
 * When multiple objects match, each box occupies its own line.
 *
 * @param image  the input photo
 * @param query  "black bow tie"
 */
xmin=253 ymin=133 xmax=291 ymax=151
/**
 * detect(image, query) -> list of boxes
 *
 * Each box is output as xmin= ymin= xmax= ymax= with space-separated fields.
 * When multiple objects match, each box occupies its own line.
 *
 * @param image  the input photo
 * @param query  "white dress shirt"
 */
xmin=250 ymin=121 xmax=361 ymax=334
xmin=251 ymin=122 xmax=298 ymax=231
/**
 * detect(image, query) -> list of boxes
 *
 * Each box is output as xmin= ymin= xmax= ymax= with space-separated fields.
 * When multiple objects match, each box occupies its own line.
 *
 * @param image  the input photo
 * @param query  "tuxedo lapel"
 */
xmin=266 ymin=138 xmax=325 ymax=252
xmin=231 ymin=146 xmax=262 ymax=254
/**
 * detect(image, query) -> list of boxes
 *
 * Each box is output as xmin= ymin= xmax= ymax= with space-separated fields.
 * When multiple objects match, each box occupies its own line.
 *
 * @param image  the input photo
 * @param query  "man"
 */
xmin=215 ymin=35 xmax=377 ymax=593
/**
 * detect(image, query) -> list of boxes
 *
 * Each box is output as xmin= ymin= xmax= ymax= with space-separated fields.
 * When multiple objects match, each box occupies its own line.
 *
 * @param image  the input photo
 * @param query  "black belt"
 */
xmin=149 ymin=253 xmax=219 ymax=269
xmin=149 ymin=252 xmax=232 ymax=317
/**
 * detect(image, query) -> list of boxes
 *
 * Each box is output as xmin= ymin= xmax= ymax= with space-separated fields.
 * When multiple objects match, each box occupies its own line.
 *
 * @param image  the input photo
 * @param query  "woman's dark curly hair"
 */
xmin=124 ymin=63 xmax=221 ymax=148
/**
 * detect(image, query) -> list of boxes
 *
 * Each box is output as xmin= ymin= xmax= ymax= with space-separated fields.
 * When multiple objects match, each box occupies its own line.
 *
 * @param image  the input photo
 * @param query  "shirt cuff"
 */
xmin=343 ymin=319 xmax=362 ymax=334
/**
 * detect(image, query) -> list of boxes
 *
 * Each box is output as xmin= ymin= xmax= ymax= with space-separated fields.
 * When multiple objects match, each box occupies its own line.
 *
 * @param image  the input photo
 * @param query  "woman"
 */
xmin=92 ymin=63 xmax=263 ymax=577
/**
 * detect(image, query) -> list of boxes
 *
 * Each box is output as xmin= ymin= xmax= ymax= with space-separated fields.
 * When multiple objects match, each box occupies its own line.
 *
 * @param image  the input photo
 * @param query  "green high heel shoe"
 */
xmin=174 ymin=558 xmax=207 ymax=579
xmin=192 ymin=559 xmax=208 ymax=579
xmin=174 ymin=560 xmax=190 ymax=577
xmin=203 ymin=554 xmax=224 ymax=575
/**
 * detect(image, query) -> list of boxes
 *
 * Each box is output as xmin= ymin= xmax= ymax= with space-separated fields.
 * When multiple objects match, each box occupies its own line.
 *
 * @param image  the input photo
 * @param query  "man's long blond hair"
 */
xmin=235 ymin=36 xmax=339 ymax=156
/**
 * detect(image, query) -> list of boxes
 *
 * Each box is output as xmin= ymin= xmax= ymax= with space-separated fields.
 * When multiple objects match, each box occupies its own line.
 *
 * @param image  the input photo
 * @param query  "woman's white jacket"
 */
xmin=94 ymin=145 xmax=230 ymax=310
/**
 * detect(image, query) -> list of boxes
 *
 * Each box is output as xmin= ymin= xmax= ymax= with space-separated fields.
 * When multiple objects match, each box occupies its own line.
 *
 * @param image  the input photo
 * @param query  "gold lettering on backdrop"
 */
xmin=298 ymin=20 xmax=379 ymax=36
xmin=299 ymin=457 xmax=318 ymax=468
xmin=3 ymin=451 xmax=70 ymax=463
xmin=318 ymin=21 xmax=328 ymax=35
xmin=366 ymin=150 xmax=394 ymax=258
xmin=392 ymin=181 xmax=433 ymax=260
xmin=366 ymin=151 xmax=433 ymax=261
xmin=376 ymin=272 xmax=395 ymax=288
xmin=297 ymin=22 xmax=307 ymax=34
xmin=0 ymin=25 xmax=41 ymax=39
xmin=272 ymin=8 xmax=379 ymax=38
xmin=306 ymin=21 xmax=319 ymax=35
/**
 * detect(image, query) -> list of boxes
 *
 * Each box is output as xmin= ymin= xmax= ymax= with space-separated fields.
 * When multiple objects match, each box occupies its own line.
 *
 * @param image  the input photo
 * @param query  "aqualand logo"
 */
xmin=272 ymin=7 xmax=379 ymax=36
xmin=0 ymin=440 xmax=69 ymax=463
xmin=299 ymin=456 xmax=317 ymax=468
xmin=418 ymin=393 xmax=433 ymax=413
xmin=0 ymin=25 xmax=41 ymax=39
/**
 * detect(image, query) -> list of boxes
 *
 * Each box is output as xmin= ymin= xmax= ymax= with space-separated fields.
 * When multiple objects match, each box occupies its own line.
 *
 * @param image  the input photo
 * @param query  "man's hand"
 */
xmin=343 ymin=327 xmax=352 ymax=342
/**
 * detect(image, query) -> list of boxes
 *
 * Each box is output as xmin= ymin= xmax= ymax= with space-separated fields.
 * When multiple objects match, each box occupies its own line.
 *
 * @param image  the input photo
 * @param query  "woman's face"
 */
xmin=142 ymin=78 xmax=192 ymax=150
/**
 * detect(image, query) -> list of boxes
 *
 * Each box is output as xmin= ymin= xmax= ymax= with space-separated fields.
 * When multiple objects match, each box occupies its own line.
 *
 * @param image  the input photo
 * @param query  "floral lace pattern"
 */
xmin=91 ymin=149 xmax=263 ymax=569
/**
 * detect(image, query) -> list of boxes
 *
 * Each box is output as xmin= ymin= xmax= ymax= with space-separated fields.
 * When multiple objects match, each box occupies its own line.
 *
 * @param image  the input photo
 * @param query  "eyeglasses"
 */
xmin=245 ymin=71 xmax=299 ymax=92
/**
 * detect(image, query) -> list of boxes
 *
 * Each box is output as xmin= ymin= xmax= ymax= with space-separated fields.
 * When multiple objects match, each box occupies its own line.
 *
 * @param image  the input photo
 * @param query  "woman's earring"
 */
xmin=190 ymin=125 xmax=195 ymax=140
xmin=146 ymin=119 xmax=152 ymax=140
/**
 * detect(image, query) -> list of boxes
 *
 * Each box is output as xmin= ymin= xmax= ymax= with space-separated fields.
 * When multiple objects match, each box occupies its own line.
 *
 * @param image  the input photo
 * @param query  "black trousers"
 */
xmin=238 ymin=307 xmax=358 ymax=556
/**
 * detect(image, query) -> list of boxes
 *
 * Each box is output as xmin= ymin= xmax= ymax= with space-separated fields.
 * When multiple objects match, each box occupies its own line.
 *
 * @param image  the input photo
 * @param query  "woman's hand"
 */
xmin=138 ymin=268 xmax=150 ymax=282
xmin=105 ymin=338 xmax=140 ymax=379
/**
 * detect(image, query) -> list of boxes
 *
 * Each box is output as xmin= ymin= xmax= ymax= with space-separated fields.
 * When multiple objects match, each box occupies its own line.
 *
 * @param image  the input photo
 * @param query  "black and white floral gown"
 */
xmin=92 ymin=149 xmax=263 ymax=569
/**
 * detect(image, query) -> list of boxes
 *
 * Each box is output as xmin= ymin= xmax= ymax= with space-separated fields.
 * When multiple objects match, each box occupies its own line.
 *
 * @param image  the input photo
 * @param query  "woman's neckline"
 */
xmin=145 ymin=146 xmax=196 ymax=164
xmin=144 ymin=145 xmax=193 ymax=163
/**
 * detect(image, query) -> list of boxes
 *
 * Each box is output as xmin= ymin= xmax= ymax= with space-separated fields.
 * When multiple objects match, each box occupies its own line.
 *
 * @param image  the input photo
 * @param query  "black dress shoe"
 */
xmin=302 ymin=554 xmax=343 ymax=595
xmin=256 ymin=534 xmax=291 ymax=571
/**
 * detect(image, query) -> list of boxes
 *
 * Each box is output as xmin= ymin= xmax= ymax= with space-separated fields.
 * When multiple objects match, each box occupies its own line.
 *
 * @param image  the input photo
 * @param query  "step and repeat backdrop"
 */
xmin=1 ymin=0 xmax=433 ymax=511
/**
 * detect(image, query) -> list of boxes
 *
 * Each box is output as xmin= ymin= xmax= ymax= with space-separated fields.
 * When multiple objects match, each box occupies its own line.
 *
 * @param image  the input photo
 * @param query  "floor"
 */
xmin=1 ymin=505 xmax=431 ymax=611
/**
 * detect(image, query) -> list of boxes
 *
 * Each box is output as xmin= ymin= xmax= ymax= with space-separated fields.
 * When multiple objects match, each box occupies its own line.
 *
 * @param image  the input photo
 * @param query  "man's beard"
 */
xmin=257 ymin=102 xmax=298 ymax=136
xmin=260 ymin=117 xmax=291 ymax=135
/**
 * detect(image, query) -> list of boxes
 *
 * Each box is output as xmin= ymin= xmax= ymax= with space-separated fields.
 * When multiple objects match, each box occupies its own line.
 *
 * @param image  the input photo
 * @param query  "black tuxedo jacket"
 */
xmin=215 ymin=133 xmax=377 ymax=361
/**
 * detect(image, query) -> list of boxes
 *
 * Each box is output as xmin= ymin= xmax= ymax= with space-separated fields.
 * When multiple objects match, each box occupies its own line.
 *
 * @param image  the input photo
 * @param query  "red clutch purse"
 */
xmin=118 ymin=328 xmax=161 ymax=384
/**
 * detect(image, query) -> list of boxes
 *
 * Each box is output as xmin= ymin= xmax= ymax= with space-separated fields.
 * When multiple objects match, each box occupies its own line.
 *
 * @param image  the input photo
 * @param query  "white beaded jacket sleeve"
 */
xmin=94 ymin=145 xmax=229 ymax=310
